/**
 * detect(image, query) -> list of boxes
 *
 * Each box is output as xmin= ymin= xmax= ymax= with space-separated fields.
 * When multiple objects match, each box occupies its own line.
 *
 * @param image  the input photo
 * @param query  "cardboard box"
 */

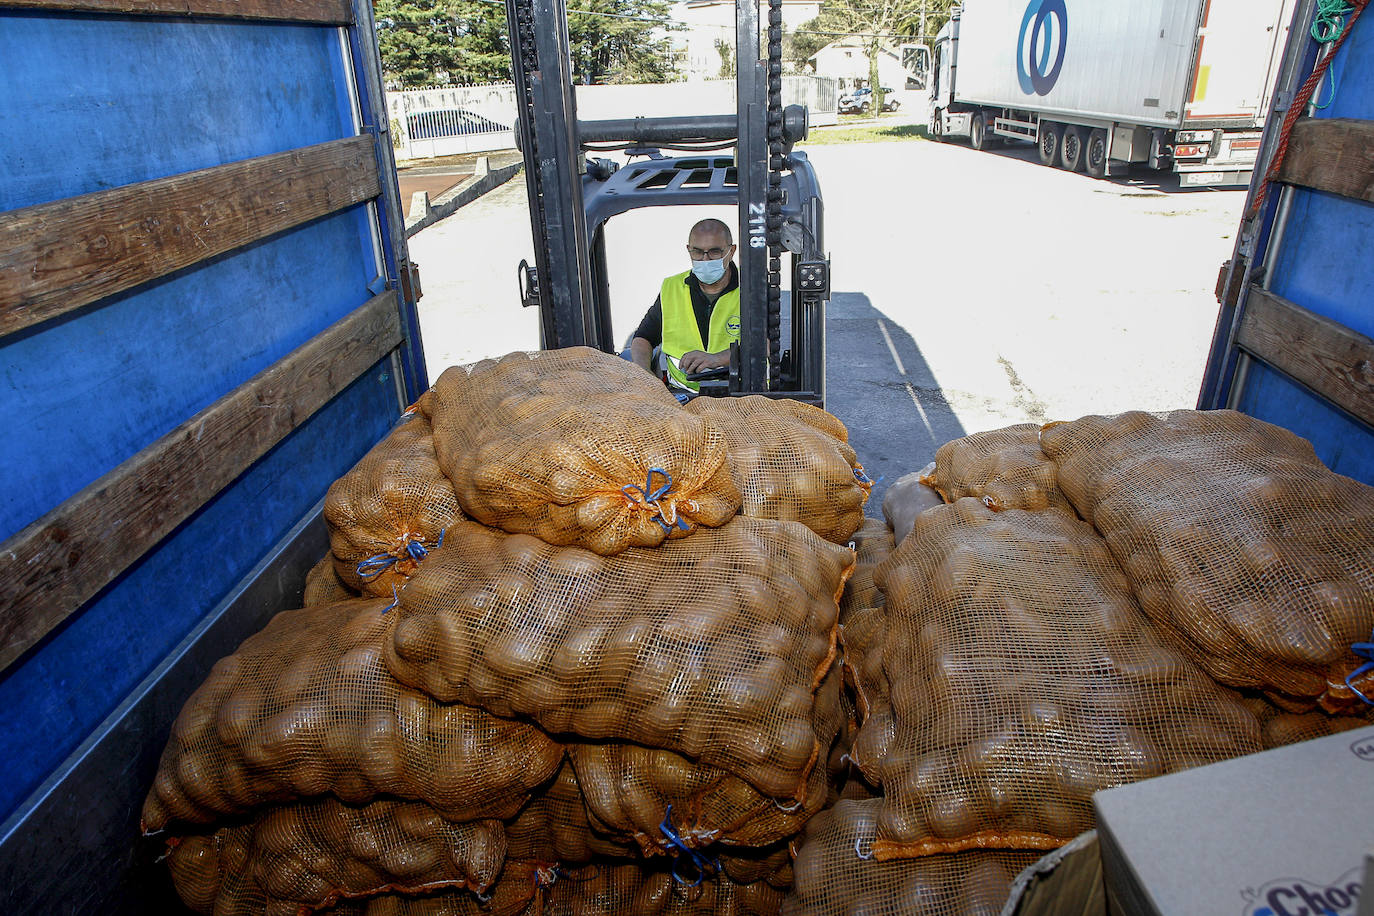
xmin=1094 ymin=724 xmax=1374 ymax=916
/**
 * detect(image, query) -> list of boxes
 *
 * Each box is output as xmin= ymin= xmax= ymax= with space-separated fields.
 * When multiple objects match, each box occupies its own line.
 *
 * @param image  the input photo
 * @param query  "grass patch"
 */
xmin=799 ymin=122 xmax=929 ymax=145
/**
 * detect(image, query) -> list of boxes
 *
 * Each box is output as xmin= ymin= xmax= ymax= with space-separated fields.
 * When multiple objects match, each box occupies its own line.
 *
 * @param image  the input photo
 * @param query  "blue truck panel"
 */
xmin=0 ymin=360 xmax=398 ymax=819
xmin=0 ymin=207 xmax=382 ymax=541
xmin=0 ymin=11 xmax=356 ymax=210
xmin=0 ymin=3 xmax=425 ymax=900
xmin=1235 ymin=365 xmax=1374 ymax=485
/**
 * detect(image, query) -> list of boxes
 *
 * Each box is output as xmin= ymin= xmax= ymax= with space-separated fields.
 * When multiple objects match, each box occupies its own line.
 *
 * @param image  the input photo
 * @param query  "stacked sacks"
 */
xmin=1041 ymin=409 xmax=1374 ymax=711
xmin=871 ymin=500 xmax=1260 ymax=858
xmin=684 ymin=396 xmax=872 ymax=544
xmin=424 ymin=348 xmax=741 ymax=554
xmin=144 ymin=600 xmax=566 ymax=915
xmin=149 ymin=347 xmax=869 ymax=914
xmin=835 ymin=519 xmax=897 ymax=794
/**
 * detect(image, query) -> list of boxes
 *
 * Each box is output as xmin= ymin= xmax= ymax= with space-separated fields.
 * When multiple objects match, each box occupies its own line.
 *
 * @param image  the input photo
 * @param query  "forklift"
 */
xmin=503 ymin=0 xmax=832 ymax=405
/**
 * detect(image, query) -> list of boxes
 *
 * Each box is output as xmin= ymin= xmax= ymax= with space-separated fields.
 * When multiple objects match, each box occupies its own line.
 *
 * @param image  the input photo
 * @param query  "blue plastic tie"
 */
xmin=1346 ymin=632 xmax=1374 ymax=706
xmin=356 ymin=529 xmax=446 ymax=580
xmin=853 ymin=467 xmax=874 ymax=486
xmin=381 ymin=585 xmax=401 ymax=614
xmin=659 ymin=805 xmax=717 ymax=888
xmin=621 ymin=468 xmax=689 ymax=534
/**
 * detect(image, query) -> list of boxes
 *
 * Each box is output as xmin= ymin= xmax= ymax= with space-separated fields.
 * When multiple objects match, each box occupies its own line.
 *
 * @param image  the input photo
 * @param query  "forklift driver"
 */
xmin=629 ymin=219 xmax=740 ymax=396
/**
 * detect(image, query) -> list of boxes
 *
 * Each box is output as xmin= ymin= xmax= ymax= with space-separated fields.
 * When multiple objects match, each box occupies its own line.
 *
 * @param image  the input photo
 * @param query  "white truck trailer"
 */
xmin=929 ymin=0 xmax=1296 ymax=184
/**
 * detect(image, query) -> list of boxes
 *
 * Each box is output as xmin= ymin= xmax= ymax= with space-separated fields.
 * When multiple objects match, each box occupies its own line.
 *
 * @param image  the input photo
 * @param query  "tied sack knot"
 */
xmin=355 ymin=529 xmax=447 ymax=582
xmin=1347 ymin=631 xmax=1374 ymax=706
xmin=622 ymin=467 xmax=695 ymax=534
xmin=659 ymin=805 xmax=719 ymax=888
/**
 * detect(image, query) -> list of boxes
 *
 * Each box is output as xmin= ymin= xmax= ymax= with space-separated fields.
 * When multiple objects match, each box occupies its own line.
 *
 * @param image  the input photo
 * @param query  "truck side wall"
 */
xmin=0 ymin=5 xmax=426 ymax=910
xmin=955 ymin=0 xmax=1205 ymax=128
xmin=1185 ymin=0 xmax=1294 ymax=123
xmin=1202 ymin=3 xmax=1374 ymax=485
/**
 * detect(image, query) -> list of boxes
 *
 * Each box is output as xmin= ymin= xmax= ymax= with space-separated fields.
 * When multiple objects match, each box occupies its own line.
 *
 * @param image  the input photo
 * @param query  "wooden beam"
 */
xmin=1278 ymin=118 xmax=1374 ymax=204
xmin=0 ymin=0 xmax=352 ymax=24
xmin=0 ymin=136 xmax=380 ymax=339
xmin=0 ymin=292 xmax=402 ymax=673
xmin=1236 ymin=286 xmax=1374 ymax=428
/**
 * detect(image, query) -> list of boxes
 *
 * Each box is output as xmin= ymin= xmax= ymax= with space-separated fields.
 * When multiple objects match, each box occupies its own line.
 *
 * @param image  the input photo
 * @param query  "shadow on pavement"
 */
xmin=819 ymin=291 xmax=966 ymax=509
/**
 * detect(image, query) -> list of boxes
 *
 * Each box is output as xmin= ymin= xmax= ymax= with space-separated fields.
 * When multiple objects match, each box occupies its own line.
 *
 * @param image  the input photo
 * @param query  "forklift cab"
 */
xmin=505 ymin=0 xmax=831 ymax=406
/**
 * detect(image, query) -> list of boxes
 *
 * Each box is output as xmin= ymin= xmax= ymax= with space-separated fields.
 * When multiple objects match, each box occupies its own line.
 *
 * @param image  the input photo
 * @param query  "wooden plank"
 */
xmin=0 ymin=292 xmax=402 ymax=673
xmin=1 ymin=0 xmax=351 ymax=24
xmin=1278 ymin=118 xmax=1374 ymax=204
xmin=0 ymin=136 xmax=380 ymax=339
xmin=1236 ymin=286 xmax=1374 ymax=428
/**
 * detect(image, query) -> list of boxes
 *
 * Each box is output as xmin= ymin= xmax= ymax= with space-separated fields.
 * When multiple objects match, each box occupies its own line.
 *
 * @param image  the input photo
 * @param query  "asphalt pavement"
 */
xmin=405 ymin=126 xmax=1246 ymax=502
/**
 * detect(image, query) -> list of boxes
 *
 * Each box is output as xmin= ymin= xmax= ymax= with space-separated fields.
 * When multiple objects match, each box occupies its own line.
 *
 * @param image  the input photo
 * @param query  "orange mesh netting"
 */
xmin=541 ymin=863 xmax=786 ymax=915
xmin=324 ymin=413 xmax=464 ymax=597
xmin=925 ymin=424 xmax=1069 ymax=513
xmin=684 ymin=396 xmax=871 ymax=544
xmin=504 ymin=761 xmax=638 ymax=866
xmin=838 ymin=605 xmax=893 ymax=791
xmin=782 ymin=799 xmax=1041 ymax=915
xmin=567 ymin=668 xmax=843 ymax=854
xmin=304 ymin=553 xmax=360 ymax=607
xmin=871 ymin=500 xmax=1261 ymax=859
xmin=166 ymin=799 xmax=505 ymax=915
xmin=383 ymin=517 xmax=854 ymax=799
xmin=1041 ymin=409 xmax=1374 ymax=709
xmin=838 ymin=518 xmax=893 ymax=621
xmin=142 ymin=600 xmax=563 ymax=831
xmin=426 ymin=348 xmax=740 ymax=555
xmin=326 ymin=862 xmax=553 ymax=916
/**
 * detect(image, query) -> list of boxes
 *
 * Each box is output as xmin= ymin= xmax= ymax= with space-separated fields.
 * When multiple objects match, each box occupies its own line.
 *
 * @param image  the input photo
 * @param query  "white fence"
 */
xmin=387 ymin=76 xmax=839 ymax=162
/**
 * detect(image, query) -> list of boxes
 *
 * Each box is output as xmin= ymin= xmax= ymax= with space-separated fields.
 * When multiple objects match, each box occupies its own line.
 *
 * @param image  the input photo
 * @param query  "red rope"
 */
xmin=1246 ymin=0 xmax=1369 ymax=221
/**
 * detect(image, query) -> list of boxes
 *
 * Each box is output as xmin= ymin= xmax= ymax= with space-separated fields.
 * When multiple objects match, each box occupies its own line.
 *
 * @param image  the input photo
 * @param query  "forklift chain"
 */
xmin=512 ymin=1 xmax=544 ymax=220
xmin=765 ymin=0 xmax=785 ymax=385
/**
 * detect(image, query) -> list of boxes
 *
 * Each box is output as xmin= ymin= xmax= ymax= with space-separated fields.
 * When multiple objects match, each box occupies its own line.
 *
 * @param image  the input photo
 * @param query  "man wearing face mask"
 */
xmin=629 ymin=218 xmax=740 ymax=394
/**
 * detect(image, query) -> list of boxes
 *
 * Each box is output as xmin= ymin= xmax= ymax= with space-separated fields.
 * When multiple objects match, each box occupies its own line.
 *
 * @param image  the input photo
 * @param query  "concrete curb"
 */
xmin=403 ymin=156 xmax=523 ymax=238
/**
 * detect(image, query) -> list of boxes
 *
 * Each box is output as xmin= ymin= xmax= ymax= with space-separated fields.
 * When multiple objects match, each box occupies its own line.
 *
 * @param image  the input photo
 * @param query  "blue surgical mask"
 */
xmin=691 ymin=258 xmax=727 ymax=285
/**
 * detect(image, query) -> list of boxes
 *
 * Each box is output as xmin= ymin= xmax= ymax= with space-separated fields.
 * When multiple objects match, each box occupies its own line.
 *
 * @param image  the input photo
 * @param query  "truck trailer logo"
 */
xmin=1017 ymin=0 xmax=1068 ymax=95
xmin=1241 ymin=867 xmax=1363 ymax=916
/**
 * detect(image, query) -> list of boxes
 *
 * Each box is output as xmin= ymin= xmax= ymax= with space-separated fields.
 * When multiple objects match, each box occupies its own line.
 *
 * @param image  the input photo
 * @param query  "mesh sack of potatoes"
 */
xmin=1041 ymin=409 xmax=1374 ymax=710
xmin=304 ymin=553 xmax=360 ymax=606
xmin=839 ymin=605 xmax=894 ymax=789
xmin=923 ymin=424 xmax=1070 ymax=512
xmin=165 ymin=798 xmax=505 ymax=915
xmin=322 ymin=862 xmax=556 ymax=916
xmin=424 ymin=348 xmax=740 ymax=555
xmin=838 ymin=517 xmax=893 ymax=621
xmin=384 ymin=517 xmax=854 ymax=799
xmin=324 ymin=412 xmax=465 ymax=597
xmin=871 ymin=500 xmax=1261 ymax=859
xmin=567 ymin=667 xmax=845 ymax=854
xmin=504 ymin=761 xmax=639 ymax=865
xmin=782 ymin=799 xmax=1041 ymax=916
xmin=684 ymin=395 xmax=872 ymax=544
xmin=541 ymin=863 xmax=786 ymax=915
xmin=143 ymin=599 xmax=563 ymax=832
xmin=881 ymin=466 xmax=946 ymax=546
xmin=1234 ymin=692 xmax=1374 ymax=750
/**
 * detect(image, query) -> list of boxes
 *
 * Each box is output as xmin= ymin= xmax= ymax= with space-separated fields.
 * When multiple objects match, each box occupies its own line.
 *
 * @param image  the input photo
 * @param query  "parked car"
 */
xmin=838 ymin=87 xmax=900 ymax=114
xmin=406 ymin=108 xmax=510 ymax=140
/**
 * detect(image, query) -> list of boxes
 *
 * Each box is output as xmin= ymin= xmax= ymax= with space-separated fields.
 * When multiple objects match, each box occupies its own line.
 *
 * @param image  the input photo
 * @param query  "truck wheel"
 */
xmin=1037 ymin=122 xmax=1061 ymax=166
xmin=1085 ymin=129 xmax=1109 ymax=178
xmin=1060 ymin=125 xmax=1085 ymax=171
xmin=931 ymin=109 xmax=946 ymax=142
xmin=971 ymin=112 xmax=988 ymax=150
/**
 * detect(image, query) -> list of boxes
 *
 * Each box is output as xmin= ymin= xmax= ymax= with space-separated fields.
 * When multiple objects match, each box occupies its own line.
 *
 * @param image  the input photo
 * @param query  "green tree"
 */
xmin=567 ymin=0 xmax=679 ymax=83
xmin=715 ymin=37 xmax=735 ymax=79
xmin=785 ymin=17 xmax=830 ymax=73
xmin=894 ymin=0 xmax=956 ymax=44
xmin=375 ymin=0 xmax=508 ymax=87
xmin=814 ymin=0 xmax=933 ymax=110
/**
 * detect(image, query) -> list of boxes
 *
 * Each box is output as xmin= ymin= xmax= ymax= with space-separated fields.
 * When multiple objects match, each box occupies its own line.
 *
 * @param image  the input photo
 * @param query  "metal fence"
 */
xmin=387 ymin=77 xmax=839 ymax=162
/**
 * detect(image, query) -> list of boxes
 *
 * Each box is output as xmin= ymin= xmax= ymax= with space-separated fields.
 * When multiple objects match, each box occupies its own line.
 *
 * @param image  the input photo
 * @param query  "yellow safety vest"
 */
xmin=659 ymin=270 xmax=741 ymax=391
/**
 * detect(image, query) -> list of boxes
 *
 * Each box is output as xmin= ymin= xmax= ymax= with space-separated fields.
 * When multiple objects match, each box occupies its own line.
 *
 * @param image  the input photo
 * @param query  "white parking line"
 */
xmin=877 ymin=319 xmax=906 ymax=376
xmin=905 ymin=381 xmax=932 ymax=428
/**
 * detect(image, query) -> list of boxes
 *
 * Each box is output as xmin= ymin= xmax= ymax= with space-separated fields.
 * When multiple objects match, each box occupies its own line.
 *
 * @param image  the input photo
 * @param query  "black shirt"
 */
xmin=633 ymin=263 xmax=740 ymax=349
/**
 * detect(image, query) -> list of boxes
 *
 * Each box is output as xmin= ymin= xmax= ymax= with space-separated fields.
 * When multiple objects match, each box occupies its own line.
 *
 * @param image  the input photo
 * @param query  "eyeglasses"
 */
xmin=687 ymin=246 xmax=729 ymax=260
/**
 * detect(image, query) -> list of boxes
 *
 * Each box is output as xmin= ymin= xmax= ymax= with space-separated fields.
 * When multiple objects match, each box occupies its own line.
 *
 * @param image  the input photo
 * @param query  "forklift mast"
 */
xmin=503 ymin=0 xmax=831 ymax=404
